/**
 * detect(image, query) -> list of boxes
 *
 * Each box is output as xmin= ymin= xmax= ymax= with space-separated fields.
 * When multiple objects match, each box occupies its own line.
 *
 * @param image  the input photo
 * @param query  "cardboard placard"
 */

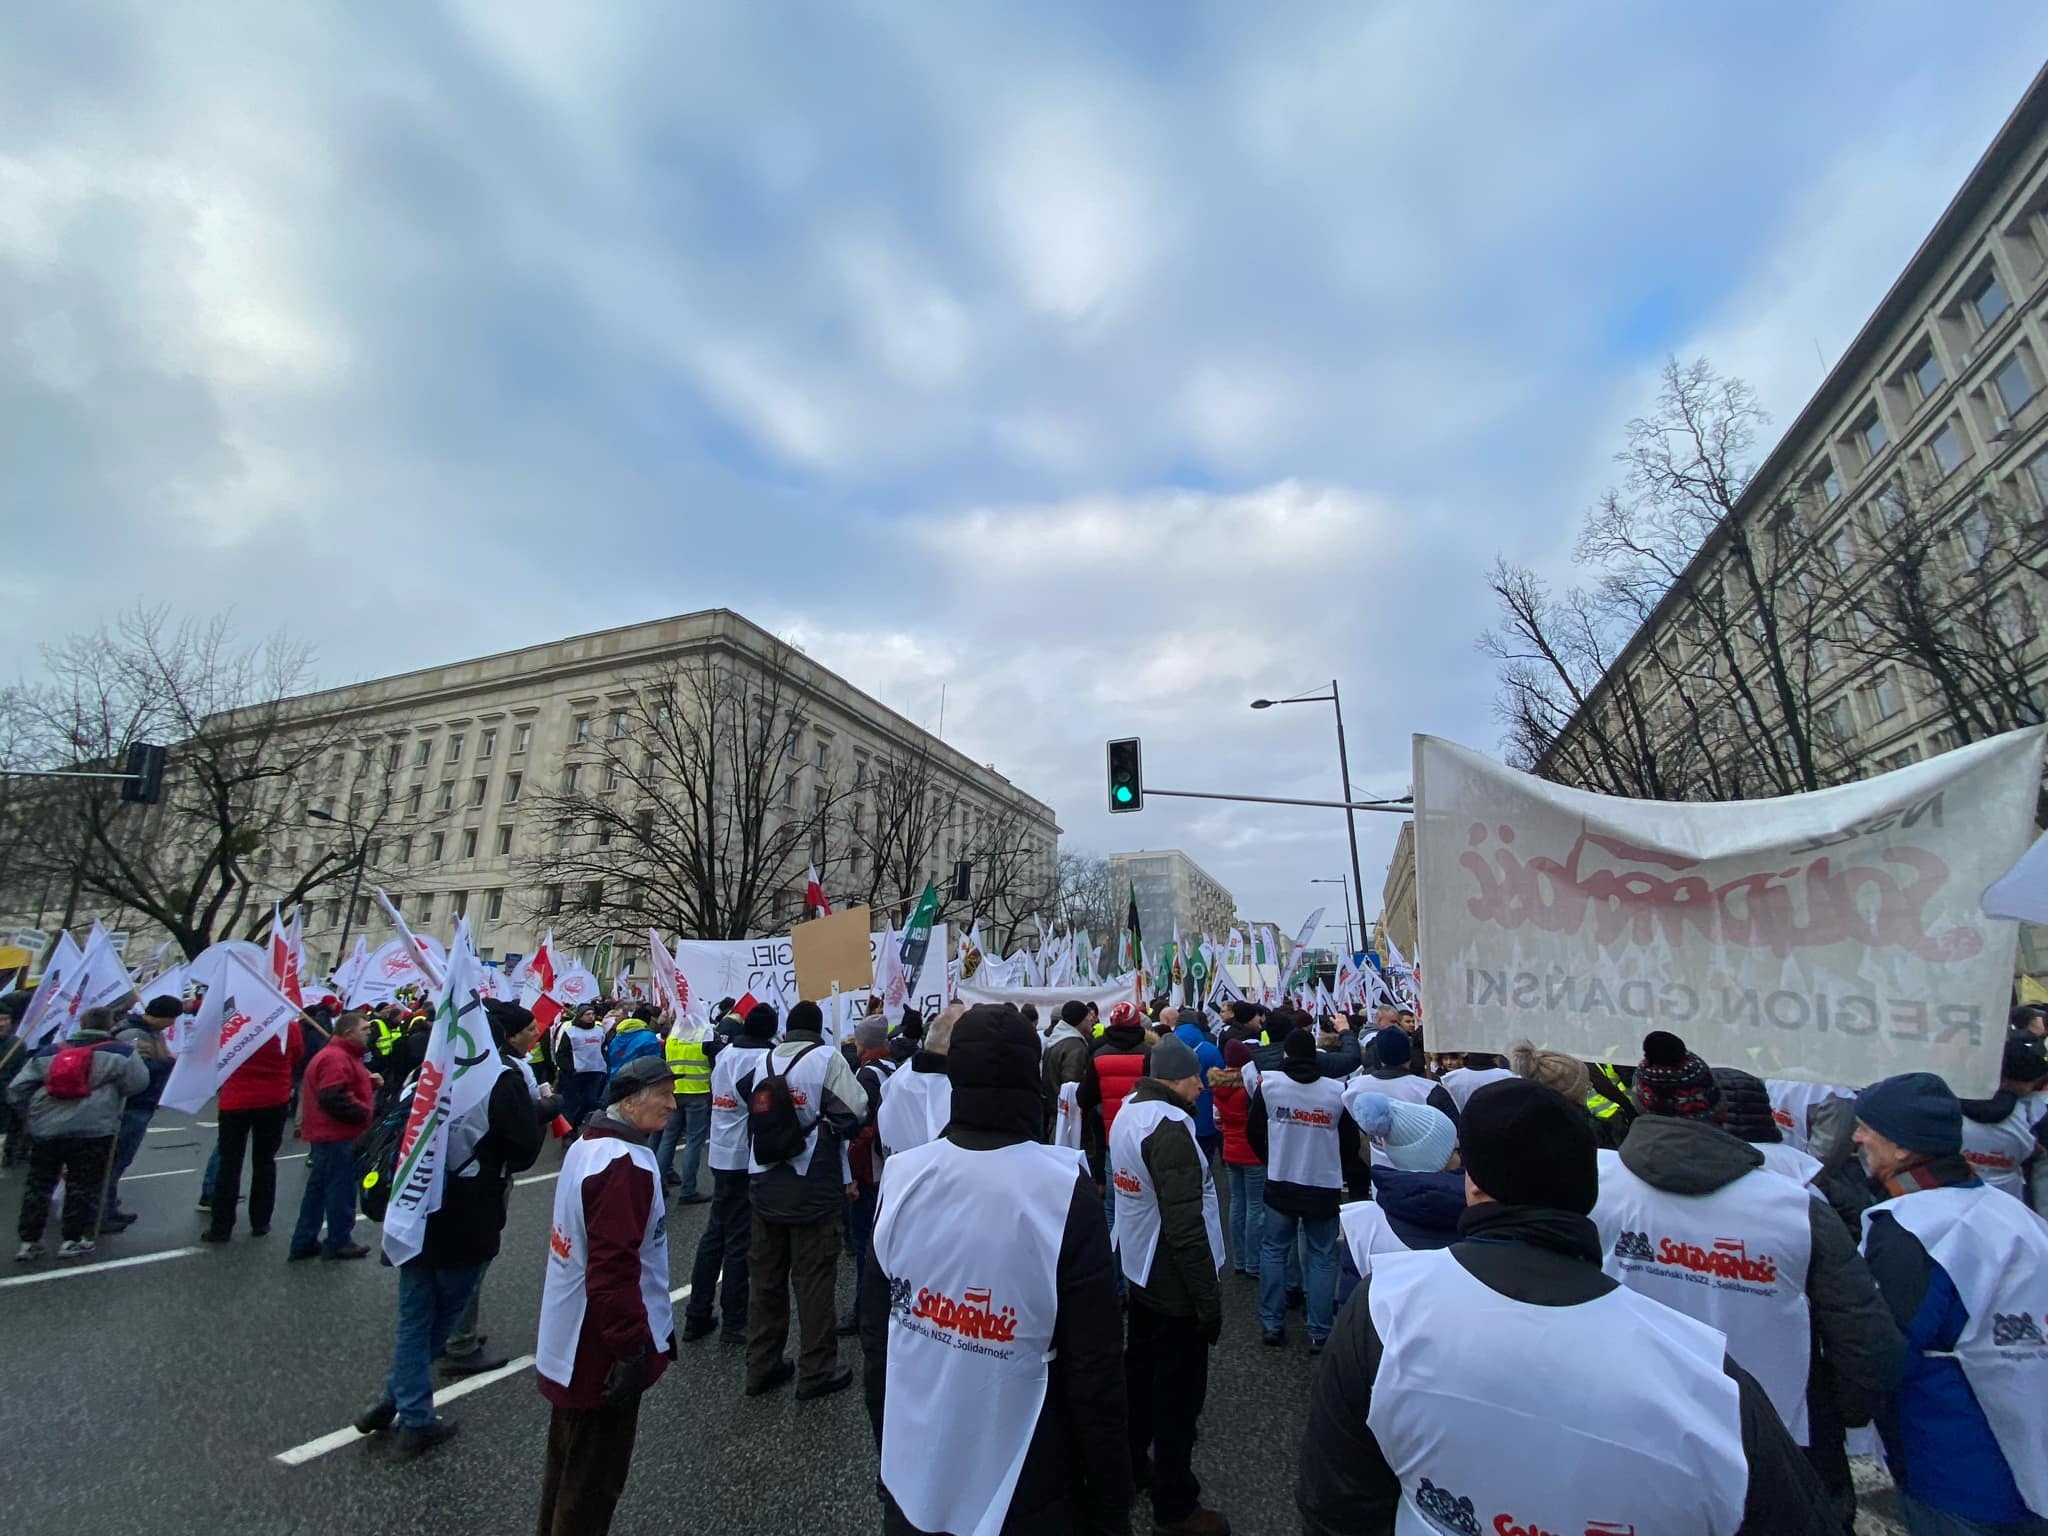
xmin=791 ymin=905 xmax=875 ymax=1001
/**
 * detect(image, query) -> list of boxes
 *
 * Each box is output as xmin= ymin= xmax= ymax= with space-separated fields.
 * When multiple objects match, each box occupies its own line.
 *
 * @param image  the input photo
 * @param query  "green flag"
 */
xmin=1189 ymin=936 xmax=1209 ymax=982
xmin=898 ymin=881 xmax=940 ymax=978
xmin=593 ymin=935 xmax=615 ymax=992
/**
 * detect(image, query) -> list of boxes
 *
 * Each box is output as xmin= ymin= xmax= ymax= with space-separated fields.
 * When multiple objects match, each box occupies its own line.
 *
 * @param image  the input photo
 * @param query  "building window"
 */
xmin=1962 ymin=507 xmax=1994 ymax=562
xmin=1995 ymin=354 xmax=2035 ymax=417
xmin=505 ymin=772 xmax=523 ymax=804
xmin=446 ymin=733 xmax=464 ymax=764
xmin=485 ymin=890 xmax=504 ymax=921
xmin=813 ymin=785 xmax=826 ymax=813
xmin=461 ymin=828 xmax=478 ymax=859
xmin=397 ymin=834 xmax=413 ymax=863
xmin=417 ymin=893 xmax=434 ymax=922
xmin=430 ymin=832 xmax=446 ymax=861
xmin=603 ymin=762 xmax=621 ymax=792
xmin=1994 ymin=590 xmax=2036 ymax=647
xmin=415 ymin=740 xmax=432 ymax=767
xmin=1858 ymin=411 xmax=1888 ymax=461
xmin=609 ymin=710 xmax=627 ymax=738
xmin=470 ymin=777 xmax=487 ymax=807
xmin=325 ymin=899 xmax=341 ymax=929
xmin=2029 ymin=449 xmax=2048 ymax=508
xmin=582 ymin=881 xmax=602 ymax=913
xmin=1971 ymin=270 xmax=2011 ymax=332
xmin=815 ymin=738 xmax=830 ymax=768
xmin=564 ymin=764 xmax=581 ymax=792
xmin=573 ymin=715 xmax=591 ymax=744
xmin=852 ymin=801 xmax=865 ymax=832
xmin=1823 ymin=698 xmax=1855 ymax=740
xmin=513 ymin=723 xmax=531 ymax=754
xmin=386 ymin=743 xmax=402 ymax=772
xmin=1832 ymin=529 xmax=1857 ymax=571
xmin=1813 ymin=636 xmax=1833 ymax=675
xmin=851 ymin=847 xmax=865 ymax=874
xmin=437 ymin=781 xmax=455 ymax=811
xmin=452 ymin=891 xmax=468 ymax=918
xmin=479 ymin=728 xmax=496 ymax=759
xmin=407 ymin=786 xmax=422 ymax=816
xmin=1879 ymin=747 xmax=1919 ymax=773
xmin=635 ymin=809 xmax=654 ymax=840
xmin=495 ymin=825 xmax=513 ymax=855
xmin=783 ymin=775 xmax=795 ymax=806
xmin=1867 ymin=670 xmax=1903 ymax=721
xmin=785 ymin=731 xmax=800 ymax=761
xmin=1816 ymin=466 xmax=1841 ymax=504
xmin=1911 ymin=350 xmax=1943 ymax=403
xmin=1931 ymin=422 xmax=1964 ymax=477
xmin=854 ymin=755 xmax=868 ymax=787
xmin=545 ymin=884 xmax=563 ymax=915
xmin=597 ymin=824 xmax=613 ymax=847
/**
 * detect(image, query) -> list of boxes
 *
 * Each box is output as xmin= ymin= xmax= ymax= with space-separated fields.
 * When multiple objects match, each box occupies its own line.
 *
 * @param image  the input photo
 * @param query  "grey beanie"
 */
xmin=1149 ymin=1038 xmax=1202 ymax=1082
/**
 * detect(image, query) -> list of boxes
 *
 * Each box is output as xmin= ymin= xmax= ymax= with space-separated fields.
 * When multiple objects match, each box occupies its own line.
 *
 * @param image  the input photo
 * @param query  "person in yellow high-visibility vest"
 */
xmin=658 ymin=1012 xmax=714 ymax=1205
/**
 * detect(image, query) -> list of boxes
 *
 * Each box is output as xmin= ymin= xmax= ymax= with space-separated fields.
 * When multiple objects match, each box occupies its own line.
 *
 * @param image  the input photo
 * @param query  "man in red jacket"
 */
xmin=202 ymin=1016 xmax=304 ymax=1244
xmin=534 ymin=1054 xmax=679 ymax=1535
xmin=288 ymin=1010 xmax=377 ymax=1262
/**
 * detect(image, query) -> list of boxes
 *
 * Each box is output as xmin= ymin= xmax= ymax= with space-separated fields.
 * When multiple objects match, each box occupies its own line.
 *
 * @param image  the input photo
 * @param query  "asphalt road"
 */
xmin=0 ymin=1109 xmax=1907 ymax=1536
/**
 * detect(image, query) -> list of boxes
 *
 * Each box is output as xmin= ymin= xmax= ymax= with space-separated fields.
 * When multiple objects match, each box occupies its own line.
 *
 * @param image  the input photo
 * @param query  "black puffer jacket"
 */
xmin=1711 ymin=1067 xmax=1782 ymax=1144
xmin=1120 ymin=1080 xmax=1221 ymax=1329
xmin=417 ymin=1056 xmax=545 ymax=1270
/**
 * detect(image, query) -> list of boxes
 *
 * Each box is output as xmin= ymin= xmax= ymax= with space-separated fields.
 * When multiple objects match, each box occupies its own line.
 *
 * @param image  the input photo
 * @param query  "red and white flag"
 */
xmin=270 ymin=903 xmax=304 ymax=1008
xmin=805 ymin=865 xmax=832 ymax=918
xmin=160 ymin=949 xmax=301 ymax=1114
xmin=521 ymin=931 xmax=563 ymax=1036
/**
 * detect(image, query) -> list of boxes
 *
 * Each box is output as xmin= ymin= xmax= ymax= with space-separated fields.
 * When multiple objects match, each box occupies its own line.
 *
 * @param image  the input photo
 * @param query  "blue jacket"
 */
xmin=1864 ymin=1177 xmax=2030 ymax=1525
xmin=604 ymin=1020 xmax=663 ymax=1077
xmin=1173 ymin=1022 xmax=1225 ymax=1139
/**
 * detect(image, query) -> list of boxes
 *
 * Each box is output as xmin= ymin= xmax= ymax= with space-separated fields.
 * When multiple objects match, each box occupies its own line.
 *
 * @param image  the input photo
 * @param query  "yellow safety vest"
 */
xmin=1586 ymin=1088 xmax=1622 ymax=1120
xmin=374 ymin=1019 xmax=403 ymax=1058
xmin=664 ymin=1033 xmax=711 ymax=1095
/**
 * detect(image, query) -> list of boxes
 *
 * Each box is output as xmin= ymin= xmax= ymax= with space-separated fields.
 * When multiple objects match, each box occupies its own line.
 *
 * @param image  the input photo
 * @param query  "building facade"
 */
xmin=1107 ymin=848 xmax=1236 ymax=949
xmin=15 ymin=611 xmax=1059 ymax=973
xmin=1376 ymin=820 xmax=1418 ymax=961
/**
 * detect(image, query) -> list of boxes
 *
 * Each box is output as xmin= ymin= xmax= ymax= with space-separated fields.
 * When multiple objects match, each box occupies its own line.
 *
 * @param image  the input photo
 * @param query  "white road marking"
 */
xmin=147 ymin=1122 xmax=217 ymax=1133
xmin=273 ymin=1284 xmax=692 ymax=1467
xmin=0 ymin=1246 xmax=204 ymax=1288
xmin=124 ymin=1153 xmax=307 ymax=1182
xmin=513 ymin=1169 xmax=559 ymax=1187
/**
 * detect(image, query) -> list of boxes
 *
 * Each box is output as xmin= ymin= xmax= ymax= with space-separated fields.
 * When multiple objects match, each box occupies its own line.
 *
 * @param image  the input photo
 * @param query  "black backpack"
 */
xmin=748 ymin=1042 xmax=822 ymax=1165
xmin=354 ymin=1097 xmax=412 ymax=1223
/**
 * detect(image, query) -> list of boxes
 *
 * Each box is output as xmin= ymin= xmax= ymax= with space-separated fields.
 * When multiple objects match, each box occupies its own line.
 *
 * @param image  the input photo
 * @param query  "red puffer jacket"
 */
xmin=218 ymin=1021 xmax=304 ymax=1112
xmin=1210 ymin=1071 xmax=1256 ymax=1165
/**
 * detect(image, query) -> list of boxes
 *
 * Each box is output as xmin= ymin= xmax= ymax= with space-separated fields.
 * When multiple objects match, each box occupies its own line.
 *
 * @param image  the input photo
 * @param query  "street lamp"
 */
xmin=1251 ymin=679 xmax=1367 ymax=962
xmin=308 ymin=807 xmax=371 ymax=957
xmin=1310 ymin=877 xmax=1355 ymax=954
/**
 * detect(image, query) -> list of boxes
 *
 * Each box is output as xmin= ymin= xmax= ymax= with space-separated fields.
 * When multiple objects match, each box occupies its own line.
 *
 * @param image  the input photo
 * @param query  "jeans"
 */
xmin=1259 ymin=1208 xmax=1338 ymax=1341
xmin=1103 ymin=1185 xmax=1125 ymax=1296
xmin=443 ymin=1258 xmax=491 ymax=1360
xmin=685 ymin=1169 xmax=753 ymax=1329
xmin=289 ymin=1140 xmax=358 ymax=1255
xmin=655 ymin=1095 xmax=710 ymax=1194
xmin=1898 ymin=1494 xmax=2048 ymax=1536
xmin=379 ymin=1262 xmax=483 ymax=1427
xmin=1226 ymin=1163 xmax=1265 ymax=1274
xmin=19 ymin=1135 xmax=113 ymax=1242
xmin=1126 ymin=1299 xmax=1211 ymax=1522
xmin=108 ymin=1105 xmax=154 ymax=1214
xmin=845 ymin=1182 xmax=878 ymax=1318
xmin=200 ymin=1143 xmax=220 ymax=1203
xmin=209 ymin=1103 xmax=289 ymax=1236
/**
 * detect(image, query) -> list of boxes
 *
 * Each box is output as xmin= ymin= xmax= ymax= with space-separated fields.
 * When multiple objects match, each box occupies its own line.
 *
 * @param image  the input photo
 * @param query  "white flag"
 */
xmin=1292 ymin=908 xmax=1326 ymax=955
xmin=332 ymin=936 xmax=371 ymax=1005
xmin=381 ymin=922 xmax=502 ymax=1265
xmin=160 ymin=950 xmax=301 ymax=1114
xmin=16 ymin=930 xmax=85 ymax=1051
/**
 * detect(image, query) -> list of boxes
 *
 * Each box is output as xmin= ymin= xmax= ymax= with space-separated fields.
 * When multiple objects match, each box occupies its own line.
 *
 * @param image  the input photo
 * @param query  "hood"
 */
xmin=1282 ymin=1058 xmax=1322 ymax=1085
xmin=1098 ymin=1023 xmax=1149 ymax=1052
xmin=910 ymin=1050 xmax=947 ymax=1075
xmin=45 ymin=1027 xmax=117 ymax=1052
xmin=1962 ymin=1089 xmax=2020 ymax=1125
xmin=1044 ymin=1021 xmax=1085 ymax=1049
xmin=614 ymin=1018 xmax=654 ymax=1036
xmin=1369 ymin=1168 xmax=1467 ymax=1242
xmin=1173 ymin=1022 xmax=1210 ymax=1050
xmin=1129 ymin=1078 xmax=1196 ymax=1115
xmin=578 ymin=1110 xmax=652 ymax=1148
xmin=1618 ymin=1115 xmax=1762 ymax=1194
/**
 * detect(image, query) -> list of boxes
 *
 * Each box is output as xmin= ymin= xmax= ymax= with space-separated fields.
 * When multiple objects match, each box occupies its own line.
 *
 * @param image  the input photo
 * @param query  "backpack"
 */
xmin=354 ymin=1097 xmax=412 ymax=1223
xmin=43 ymin=1042 xmax=104 ymax=1100
xmin=748 ymin=1041 xmax=822 ymax=1166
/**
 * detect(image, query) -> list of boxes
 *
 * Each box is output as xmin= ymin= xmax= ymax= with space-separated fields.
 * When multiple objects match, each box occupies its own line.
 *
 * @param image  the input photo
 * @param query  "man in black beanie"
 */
xmin=1593 ymin=1034 xmax=1899 ymax=1529
xmin=863 ymin=1004 xmax=1132 ymax=1535
xmin=1299 ymin=1079 xmax=1837 ymax=1535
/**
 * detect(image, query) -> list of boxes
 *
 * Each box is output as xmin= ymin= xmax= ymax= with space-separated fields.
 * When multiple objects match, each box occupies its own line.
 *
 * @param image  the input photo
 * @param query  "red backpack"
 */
xmin=44 ymin=1042 xmax=103 ymax=1099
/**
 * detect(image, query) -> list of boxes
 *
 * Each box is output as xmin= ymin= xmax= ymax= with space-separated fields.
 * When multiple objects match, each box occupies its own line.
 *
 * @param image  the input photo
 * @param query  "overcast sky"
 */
xmin=5 ymin=4 xmax=2047 ymax=945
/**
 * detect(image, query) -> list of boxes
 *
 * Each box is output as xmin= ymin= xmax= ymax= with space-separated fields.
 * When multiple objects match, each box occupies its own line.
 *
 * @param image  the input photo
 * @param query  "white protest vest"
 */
xmin=1109 ymin=1096 xmax=1223 ymax=1286
xmin=707 ymin=1043 xmax=770 ymax=1173
xmin=1053 ymin=1080 xmax=1083 ymax=1150
xmin=1439 ymin=1066 xmax=1515 ymax=1113
xmin=879 ymin=1068 xmax=952 ymax=1161
xmin=565 ymin=1023 xmax=607 ymax=1074
xmin=1340 ymin=1200 xmax=1409 ymax=1278
xmin=748 ymin=1041 xmax=834 ymax=1177
xmin=1367 ymin=1250 xmax=1748 ymax=1536
xmin=1764 ymin=1079 xmax=1854 ymax=1154
xmin=536 ymin=1133 xmax=672 ymax=1389
xmin=1864 ymin=1181 xmax=2048 ymax=1512
xmin=1962 ymin=1107 xmax=2038 ymax=1202
xmin=1263 ymin=1073 xmax=1345 ymax=1189
xmin=1754 ymin=1141 xmax=1827 ymax=1206
xmin=872 ymin=1137 xmax=1081 ymax=1536
xmin=1344 ymin=1075 xmax=1433 ymax=1170
xmin=1239 ymin=1060 xmax=1260 ymax=1099
xmin=1593 ymin=1148 xmax=1814 ymax=1442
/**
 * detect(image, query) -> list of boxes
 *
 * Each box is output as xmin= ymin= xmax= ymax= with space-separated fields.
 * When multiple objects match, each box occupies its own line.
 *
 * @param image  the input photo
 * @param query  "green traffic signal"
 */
xmin=1107 ymin=737 xmax=1143 ymax=813
xmin=1114 ymin=784 xmax=1133 ymax=804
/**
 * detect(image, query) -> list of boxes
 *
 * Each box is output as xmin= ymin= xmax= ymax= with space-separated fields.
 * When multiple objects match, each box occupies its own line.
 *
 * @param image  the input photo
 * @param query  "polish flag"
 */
xmin=522 ymin=931 xmax=562 ymax=1035
xmin=270 ymin=903 xmax=304 ymax=1008
xmin=804 ymin=866 xmax=832 ymax=918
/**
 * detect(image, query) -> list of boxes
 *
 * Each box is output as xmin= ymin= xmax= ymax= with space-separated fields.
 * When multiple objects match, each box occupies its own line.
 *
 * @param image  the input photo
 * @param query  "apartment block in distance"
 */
xmin=1108 ymin=848 xmax=1237 ymax=946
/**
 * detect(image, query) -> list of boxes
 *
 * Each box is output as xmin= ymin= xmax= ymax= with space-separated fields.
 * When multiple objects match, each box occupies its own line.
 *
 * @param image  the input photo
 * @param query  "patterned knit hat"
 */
xmin=1634 ymin=1030 xmax=1720 ymax=1118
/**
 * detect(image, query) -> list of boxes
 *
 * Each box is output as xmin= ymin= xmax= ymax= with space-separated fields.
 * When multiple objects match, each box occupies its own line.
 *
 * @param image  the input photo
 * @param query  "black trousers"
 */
xmin=685 ymin=1169 xmax=753 ymax=1329
xmin=209 ymin=1103 xmax=288 ymax=1237
xmin=746 ymin=1211 xmax=840 ymax=1391
xmin=18 ymin=1134 xmax=113 ymax=1242
xmin=1126 ymin=1299 xmax=1210 ymax=1523
xmin=536 ymin=1398 xmax=641 ymax=1536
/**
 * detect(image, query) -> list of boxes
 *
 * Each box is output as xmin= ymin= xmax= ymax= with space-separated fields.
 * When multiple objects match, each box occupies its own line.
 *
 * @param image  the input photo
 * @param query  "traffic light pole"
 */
xmin=1139 ymin=788 xmax=1411 ymax=813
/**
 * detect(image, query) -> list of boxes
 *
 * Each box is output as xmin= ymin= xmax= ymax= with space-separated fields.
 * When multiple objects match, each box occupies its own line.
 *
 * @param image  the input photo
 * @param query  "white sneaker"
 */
xmin=14 ymin=1241 xmax=44 ymax=1262
xmin=57 ymin=1239 xmax=95 ymax=1260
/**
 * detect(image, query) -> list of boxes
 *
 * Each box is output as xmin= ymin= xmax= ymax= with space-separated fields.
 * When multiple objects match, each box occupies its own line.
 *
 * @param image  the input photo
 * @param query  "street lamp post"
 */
xmin=308 ymin=807 xmax=371 ymax=958
xmin=1252 ymin=679 xmax=1368 ymax=963
xmin=1310 ymin=877 xmax=1355 ymax=954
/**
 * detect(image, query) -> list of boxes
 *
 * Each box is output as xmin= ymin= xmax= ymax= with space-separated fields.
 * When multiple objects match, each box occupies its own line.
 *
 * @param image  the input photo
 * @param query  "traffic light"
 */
xmin=121 ymin=742 xmax=167 ymax=805
xmin=1107 ymin=737 xmax=1143 ymax=813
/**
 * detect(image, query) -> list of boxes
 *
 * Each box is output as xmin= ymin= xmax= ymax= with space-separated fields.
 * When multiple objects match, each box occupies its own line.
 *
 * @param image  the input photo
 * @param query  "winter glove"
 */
xmin=1198 ymin=1313 xmax=1222 ymax=1347
xmin=602 ymin=1352 xmax=649 ymax=1406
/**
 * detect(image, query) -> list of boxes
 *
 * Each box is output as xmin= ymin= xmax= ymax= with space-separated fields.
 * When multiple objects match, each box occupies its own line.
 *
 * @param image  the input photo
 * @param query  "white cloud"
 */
xmin=820 ymin=219 xmax=974 ymax=389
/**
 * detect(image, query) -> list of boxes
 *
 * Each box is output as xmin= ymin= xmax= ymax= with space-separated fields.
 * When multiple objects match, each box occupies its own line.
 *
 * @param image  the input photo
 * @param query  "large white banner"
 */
xmin=160 ymin=951 xmax=302 ymax=1114
xmin=954 ymin=974 xmax=1139 ymax=1013
xmin=1414 ymin=729 xmax=2047 ymax=1095
xmin=675 ymin=927 xmax=949 ymax=1023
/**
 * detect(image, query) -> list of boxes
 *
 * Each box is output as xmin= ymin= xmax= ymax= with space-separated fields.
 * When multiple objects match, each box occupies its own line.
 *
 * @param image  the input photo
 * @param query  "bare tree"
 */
xmin=954 ymin=801 xmax=1057 ymax=948
xmin=1 ymin=608 xmax=393 ymax=959
xmin=516 ymin=642 xmax=841 ymax=944
xmin=840 ymin=736 xmax=959 ymax=914
xmin=1049 ymin=849 xmax=1116 ymax=944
